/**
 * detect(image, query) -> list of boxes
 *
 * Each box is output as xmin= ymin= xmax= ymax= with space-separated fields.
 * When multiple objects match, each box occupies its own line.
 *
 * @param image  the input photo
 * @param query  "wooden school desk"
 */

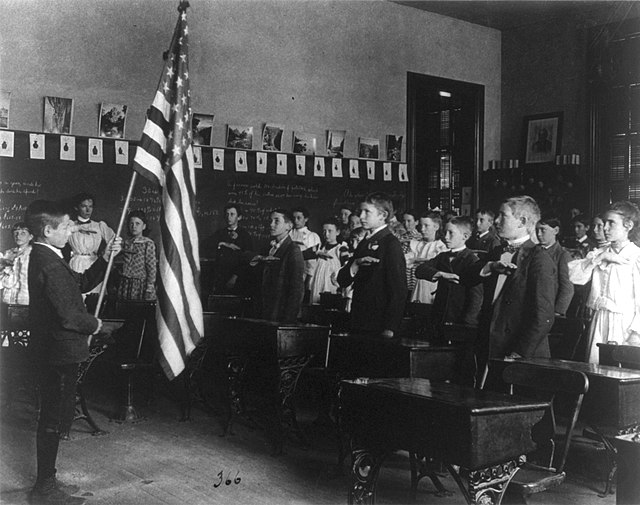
xmin=338 ymin=377 xmax=548 ymax=505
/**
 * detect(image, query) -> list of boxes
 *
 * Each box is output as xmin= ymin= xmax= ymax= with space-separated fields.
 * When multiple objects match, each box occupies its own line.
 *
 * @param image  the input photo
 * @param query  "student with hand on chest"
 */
xmin=415 ymin=216 xmax=483 ymax=329
xmin=337 ymin=192 xmax=407 ymax=338
xmin=251 ymin=209 xmax=304 ymax=324
xmin=466 ymin=196 xmax=557 ymax=386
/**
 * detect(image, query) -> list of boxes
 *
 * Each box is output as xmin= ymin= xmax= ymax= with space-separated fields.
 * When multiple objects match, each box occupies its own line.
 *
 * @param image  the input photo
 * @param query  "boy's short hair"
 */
xmin=224 ymin=203 xmax=242 ymax=215
xmin=420 ymin=210 xmax=442 ymax=228
xmin=322 ymin=217 xmax=340 ymax=228
xmin=475 ymin=208 xmax=495 ymax=220
xmin=25 ymin=200 xmax=68 ymax=240
xmin=350 ymin=227 xmax=367 ymax=239
xmin=364 ymin=192 xmax=394 ymax=223
xmin=503 ymin=195 xmax=541 ymax=226
xmin=338 ymin=204 xmax=352 ymax=213
xmin=291 ymin=206 xmax=310 ymax=218
xmin=12 ymin=222 xmax=31 ymax=233
xmin=570 ymin=214 xmax=591 ymax=227
xmin=272 ymin=208 xmax=294 ymax=224
xmin=402 ymin=208 xmax=419 ymax=220
xmin=538 ymin=213 xmax=562 ymax=230
xmin=448 ymin=216 xmax=474 ymax=235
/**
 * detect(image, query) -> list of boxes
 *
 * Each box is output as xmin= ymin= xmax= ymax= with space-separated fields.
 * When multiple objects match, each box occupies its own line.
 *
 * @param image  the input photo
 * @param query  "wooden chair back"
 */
xmin=503 ymin=363 xmax=589 ymax=473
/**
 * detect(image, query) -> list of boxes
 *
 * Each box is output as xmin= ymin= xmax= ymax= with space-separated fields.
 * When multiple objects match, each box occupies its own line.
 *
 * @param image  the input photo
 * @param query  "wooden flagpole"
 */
xmin=89 ymin=171 xmax=139 ymax=344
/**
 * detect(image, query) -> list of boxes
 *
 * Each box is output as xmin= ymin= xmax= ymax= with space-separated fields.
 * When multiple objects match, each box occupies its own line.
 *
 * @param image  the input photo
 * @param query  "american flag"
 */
xmin=132 ymin=2 xmax=203 ymax=380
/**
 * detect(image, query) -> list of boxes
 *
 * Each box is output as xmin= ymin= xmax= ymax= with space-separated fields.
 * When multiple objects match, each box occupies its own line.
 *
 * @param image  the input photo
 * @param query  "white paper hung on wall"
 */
xmin=399 ymin=163 xmax=409 ymax=182
xmin=366 ymin=161 xmax=375 ymax=180
xmin=193 ymin=146 xmax=203 ymax=169
xmin=60 ymin=135 xmax=76 ymax=161
xmin=212 ymin=148 xmax=225 ymax=171
xmin=332 ymin=158 xmax=343 ymax=178
xmin=88 ymin=138 xmax=103 ymax=163
xmin=349 ymin=159 xmax=359 ymax=179
xmin=295 ymin=155 xmax=305 ymax=176
xmin=314 ymin=157 xmax=326 ymax=177
xmin=0 ymin=131 xmax=15 ymax=157
xmin=383 ymin=162 xmax=392 ymax=181
xmin=115 ymin=140 xmax=129 ymax=165
xmin=235 ymin=150 xmax=247 ymax=172
xmin=276 ymin=154 xmax=287 ymax=175
xmin=256 ymin=152 xmax=267 ymax=173
xmin=30 ymin=133 xmax=45 ymax=159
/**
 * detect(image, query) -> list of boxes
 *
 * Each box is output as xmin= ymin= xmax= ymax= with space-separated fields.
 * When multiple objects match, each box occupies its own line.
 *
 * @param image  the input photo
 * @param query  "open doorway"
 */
xmin=407 ymin=72 xmax=484 ymax=215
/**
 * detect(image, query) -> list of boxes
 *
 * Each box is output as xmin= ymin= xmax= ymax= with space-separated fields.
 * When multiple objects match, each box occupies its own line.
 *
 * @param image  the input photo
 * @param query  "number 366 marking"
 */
xmin=214 ymin=470 xmax=241 ymax=488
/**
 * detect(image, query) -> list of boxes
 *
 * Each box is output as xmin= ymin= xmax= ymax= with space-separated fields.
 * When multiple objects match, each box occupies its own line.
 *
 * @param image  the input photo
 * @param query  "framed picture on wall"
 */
xmin=43 ymin=96 xmax=74 ymax=134
xmin=0 ymin=91 xmax=10 ymax=129
xmin=226 ymin=125 xmax=253 ymax=149
xmin=192 ymin=113 xmax=214 ymax=145
xmin=292 ymin=132 xmax=317 ymax=155
xmin=522 ymin=111 xmax=563 ymax=164
xmin=99 ymin=103 xmax=128 ymax=138
xmin=358 ymin=137 xmax=379 ymax=159
xmin=326 ymin=129 xmax=345 ymax=158
xmin=262 ymin=124 xmax=283 ymax=151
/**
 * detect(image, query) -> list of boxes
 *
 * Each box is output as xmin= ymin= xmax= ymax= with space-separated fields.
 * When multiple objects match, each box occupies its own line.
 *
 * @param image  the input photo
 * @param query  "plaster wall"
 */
xmin=1 ymin=0 xmax=501 ymax=163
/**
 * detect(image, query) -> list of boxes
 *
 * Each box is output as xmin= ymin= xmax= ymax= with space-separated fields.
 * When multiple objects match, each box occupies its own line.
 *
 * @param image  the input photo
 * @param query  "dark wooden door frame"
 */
xmin=406 ymin=72 xmax=484 ymax=210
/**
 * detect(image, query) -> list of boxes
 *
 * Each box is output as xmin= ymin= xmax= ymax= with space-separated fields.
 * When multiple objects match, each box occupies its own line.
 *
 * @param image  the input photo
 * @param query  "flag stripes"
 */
xmin=131 ymin=3 xmax=203 ymax=380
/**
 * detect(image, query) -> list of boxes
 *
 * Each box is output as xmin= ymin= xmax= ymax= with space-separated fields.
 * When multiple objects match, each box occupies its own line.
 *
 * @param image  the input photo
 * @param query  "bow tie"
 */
xmin=227 ymin=230 xmax=238 ymax=240
xmin=503 ymin=243 xmax=522 ymax=254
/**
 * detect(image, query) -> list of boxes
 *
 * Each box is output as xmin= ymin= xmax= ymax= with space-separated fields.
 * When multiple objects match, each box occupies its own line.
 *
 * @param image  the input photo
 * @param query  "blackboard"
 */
xmin=0 ymin=130 xmax=409 ymax=252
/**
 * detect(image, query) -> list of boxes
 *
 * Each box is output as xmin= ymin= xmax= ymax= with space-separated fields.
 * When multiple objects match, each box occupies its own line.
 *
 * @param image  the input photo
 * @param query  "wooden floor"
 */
xmin=0 ymin=366 xmax=619 ymax=505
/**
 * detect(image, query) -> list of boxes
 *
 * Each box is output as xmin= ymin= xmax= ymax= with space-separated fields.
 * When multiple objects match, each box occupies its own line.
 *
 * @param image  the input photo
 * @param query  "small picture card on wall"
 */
xmin=43 ymin=96 xmax=73 ymax=134
xmin=386 ymin=135 xmax=403 ymax=161
xmin=226 ymin=125 xmax=253 ymax=149
xmin=0 ymin=130 xmax=14 ymax=157
xmin=262 ymin=124 xmax=283 ymax=152
xmin=99 ymin=103 xmax=127 ymax=138
xmin=399 ymin=163 xmax=409 ymax=182
xmin=366 ymin=161 xmax=375 ymax=180
xmin=212 ymin=148 xmax=225 ymax=171
xmin=256 ymin=151 xmax=267 ymax=173
xmin=88 ymin=138 xmax=103 ymax=163
xmin=60 ymin=135 xmax=76 ymax=161
xmin=193 ymin=146 xmax=203 ymax=169
xmin=0 ymin=91 xmax=10 ymax=129
xmin=383 ymin=162 xmax=392 ymax=181
xmin=30 ymin=133 xmax=45 ymax=159
xmin=115 ymin=140 xmax=129 ymax=165
xmin=331 ymin=158 xmax=343 ymax=178
xmin=276 ymin=154 xmax=287 ymax=175
xmin=349 ymin=159 xmax=359 ymax=179
xmin=359 ymin=137 xmax=379 ymax=159
xmin=314 ymin=157 xmax=325 ymax=177
xmin=295 ymin=155 xmax=306 ymax=176
xmin=293 ymin=132 xmax=317 ymax=155
xmin=192 ymin=113 xmax=214 ymax=146
xmin=235 ymin=150 xmax=247 ymax=172
xmin=326 ymin=130 xmax=345 ymax=158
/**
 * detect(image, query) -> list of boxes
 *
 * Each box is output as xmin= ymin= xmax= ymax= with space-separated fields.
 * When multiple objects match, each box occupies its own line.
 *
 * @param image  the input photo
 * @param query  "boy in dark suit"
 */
xmin=467 ymin=196 xmax=557 ymax=387
xmin=467 ymin=208 xmax=501 ymax=253
xmin=251 ymin=209 xmax=304 ymax=323
xmin=337 ymin=192 xmax=407 ymax=338
xmin=26 ymin=200 xmax=121 ymax=504
xmin=200 ymin=203 xmax=254 ymax=295
xmin=415 ymin=216 xmax=483 ymax=329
